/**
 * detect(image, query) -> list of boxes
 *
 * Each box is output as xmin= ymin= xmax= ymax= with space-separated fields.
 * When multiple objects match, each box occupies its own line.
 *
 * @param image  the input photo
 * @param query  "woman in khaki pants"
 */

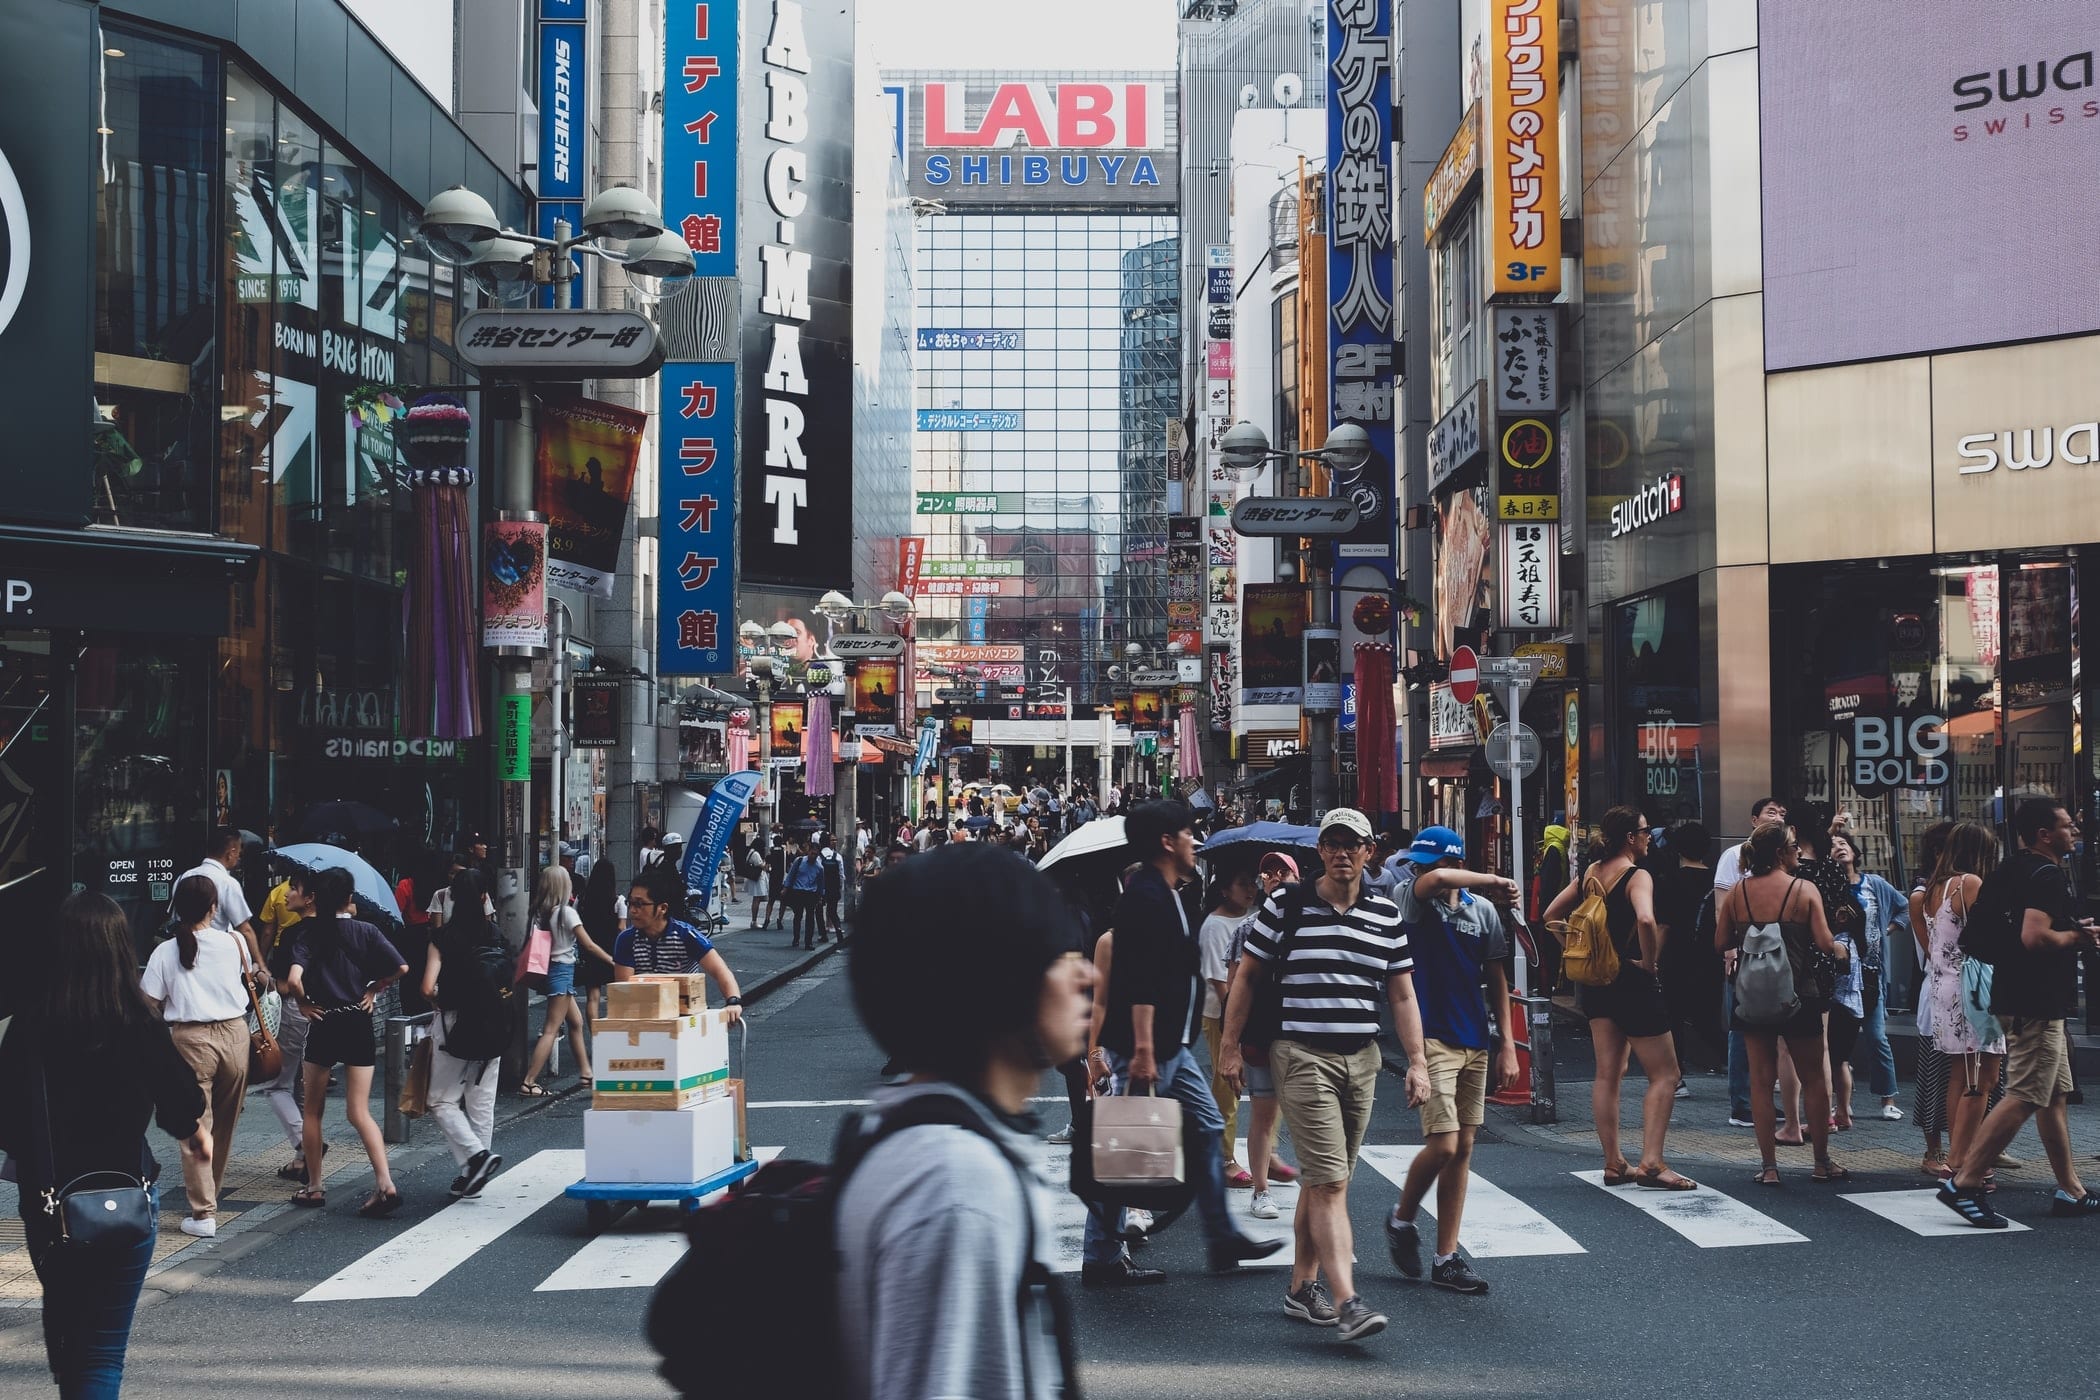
xmin=141 ymin=874 xmax=255 ymax=1238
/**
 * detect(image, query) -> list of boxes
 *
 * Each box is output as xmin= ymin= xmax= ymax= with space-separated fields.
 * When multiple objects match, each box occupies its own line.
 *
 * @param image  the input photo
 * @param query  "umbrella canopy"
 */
xmin=269 ymin=842 xmax=405 ymax=928
xmin=1036 ymin=816 xmax=1129 ymax=874
xmin=1200 ymin=821 xmax=1322 ymax=865
xmin=291 ymin=800 xmax=399 ymax=845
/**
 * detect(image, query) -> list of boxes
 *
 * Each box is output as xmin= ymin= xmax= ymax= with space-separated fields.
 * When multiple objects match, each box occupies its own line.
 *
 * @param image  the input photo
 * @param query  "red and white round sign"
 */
xmin=1448 ymin=646 xmax=1479 ymax=705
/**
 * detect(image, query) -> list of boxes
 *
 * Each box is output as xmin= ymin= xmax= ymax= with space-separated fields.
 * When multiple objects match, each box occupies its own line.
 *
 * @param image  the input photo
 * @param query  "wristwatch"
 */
xmin=723 ymin=995 xmax=744 ymax=1007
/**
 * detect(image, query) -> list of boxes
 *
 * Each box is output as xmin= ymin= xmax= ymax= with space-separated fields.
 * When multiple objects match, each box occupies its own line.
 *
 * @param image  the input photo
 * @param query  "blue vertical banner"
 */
xmin=681 ymin=769 xmax=761 ymax=899
xmin=663 ymin=0 xmax=740 ymax=278
xmin=659 ymin=363 xmax=738 ymax=675
xmin=537 ymin=20 xmax=586 ymax=200
xmin=1326 ymin=0 xmax=1397 ymax=594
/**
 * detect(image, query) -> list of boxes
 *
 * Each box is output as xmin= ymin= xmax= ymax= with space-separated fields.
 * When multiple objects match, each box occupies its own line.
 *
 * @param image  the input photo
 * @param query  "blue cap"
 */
xmin=1402 ymin=826 xmax=1465 ymax=864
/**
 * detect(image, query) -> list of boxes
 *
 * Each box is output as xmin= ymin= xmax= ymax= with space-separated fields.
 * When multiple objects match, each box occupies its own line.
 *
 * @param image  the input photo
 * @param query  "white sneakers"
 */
xmin=1249 ymin=1190 xmax=1279 ymax=1220
xmin=179 ymin=1216 xmax=217 ymax=1239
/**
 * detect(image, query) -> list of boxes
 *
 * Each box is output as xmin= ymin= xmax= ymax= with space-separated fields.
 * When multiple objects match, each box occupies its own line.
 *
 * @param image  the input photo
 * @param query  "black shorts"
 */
xmin=1733 ymin=995 xmax=1830 ymax=1042
xmin=1826 ymin=1003 xmax=1863 ymax=1062
xmin=303 ymin=1005 xmax=378 ymax=1069
xmin=1578 ymin=965 xmax=1671 ymax=1040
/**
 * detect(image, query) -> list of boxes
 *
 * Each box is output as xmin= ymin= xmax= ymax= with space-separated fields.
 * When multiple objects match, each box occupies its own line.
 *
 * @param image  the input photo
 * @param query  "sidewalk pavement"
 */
xmin=0 ymin=907 xmax=838 ymax=1313
xmin=1383 ymin=1004 xmax=2100 ymax=1178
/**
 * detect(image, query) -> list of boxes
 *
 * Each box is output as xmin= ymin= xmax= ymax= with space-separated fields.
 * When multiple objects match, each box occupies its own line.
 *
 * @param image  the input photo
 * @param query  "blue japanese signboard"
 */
xmin=1326 ymin=0 xmax=1397 ymax=584
xmin=662 ymin=0 xmax=739 ymax=279
xmin=659 ymin=363 xmax=737 ymax=675
xmin=538 ymin=20 xmax=585 ymax=200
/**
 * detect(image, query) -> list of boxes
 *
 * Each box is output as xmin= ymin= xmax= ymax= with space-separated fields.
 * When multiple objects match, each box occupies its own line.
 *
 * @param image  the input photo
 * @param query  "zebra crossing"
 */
xmin=294 ymin=1142 xmax=2037 ymax=1303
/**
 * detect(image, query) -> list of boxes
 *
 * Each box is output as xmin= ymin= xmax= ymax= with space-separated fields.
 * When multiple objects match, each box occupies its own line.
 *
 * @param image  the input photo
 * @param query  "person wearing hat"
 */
xmin=1382 ymin=827 xmax=1521 ymax=1294
xmin=1219 ymin=807 xmax=1429 ymax=1343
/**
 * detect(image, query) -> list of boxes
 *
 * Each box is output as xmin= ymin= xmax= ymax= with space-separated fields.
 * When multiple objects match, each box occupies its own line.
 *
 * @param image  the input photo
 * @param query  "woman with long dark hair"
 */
xmin=1543 ymin=806 xmax=1695 ymax=1189
xmin=1925 ymin=821 xmax=2007 ymax=1187
xmin=1908 ymin=820 xmax=1957 ymax=1177
xmin=140 ymin=874 xmax=255 ymax=1239
xmin=283 ymin=867 xmax=408 ymax=1216
xmin=1713 ymin=821 xmax=1847 ymax=1184
xmin=0 ymin=892 xmax=208 ymax=1397
xmin=576 ymin=856 xmax=622 ymax=1033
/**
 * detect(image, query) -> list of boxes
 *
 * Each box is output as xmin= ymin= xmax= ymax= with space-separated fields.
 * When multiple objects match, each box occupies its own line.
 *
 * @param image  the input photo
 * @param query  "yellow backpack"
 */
xmin=1557 ymin=872 xmax=1621 ymax=987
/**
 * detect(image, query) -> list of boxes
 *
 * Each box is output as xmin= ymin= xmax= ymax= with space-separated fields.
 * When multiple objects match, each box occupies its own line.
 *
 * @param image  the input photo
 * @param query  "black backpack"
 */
xmin=1958 ymin=856 xmax=2036 ymax=967
xmin=435 ymin=928 xmax=515 ymax=1061
xmin=820 ymin=850 xmax=844 ymax=897
xmin=647 ymin=1091 xmax=1076 ymax=1398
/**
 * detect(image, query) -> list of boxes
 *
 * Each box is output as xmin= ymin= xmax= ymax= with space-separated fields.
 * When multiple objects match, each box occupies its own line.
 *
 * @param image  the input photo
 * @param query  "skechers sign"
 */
xmin=1608 ymin=473 xmax=1685 ymax=538
xmin=897 ymin=74 xmax=1178 ymax=206
xmin=538 ymin=19 xmax=585 ymax=200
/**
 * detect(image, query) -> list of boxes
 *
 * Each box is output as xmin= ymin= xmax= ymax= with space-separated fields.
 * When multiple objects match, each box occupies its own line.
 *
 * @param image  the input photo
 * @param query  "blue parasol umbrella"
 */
xmin=1199 ymin=821 xmax=1322 ymax=865
xmin=268 ymin=842 xmax=405 ymax=929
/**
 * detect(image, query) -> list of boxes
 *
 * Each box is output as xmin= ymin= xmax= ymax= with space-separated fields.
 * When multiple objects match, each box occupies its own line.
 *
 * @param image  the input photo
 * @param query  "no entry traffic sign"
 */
xmin=1449 ymin=645 xmax=1479 ymax=705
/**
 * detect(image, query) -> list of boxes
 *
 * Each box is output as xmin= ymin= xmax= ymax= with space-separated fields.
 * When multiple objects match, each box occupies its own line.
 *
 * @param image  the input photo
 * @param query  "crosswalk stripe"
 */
xmin=298 ymin=1150 xmax=583 ymax=1302
xmin=1574 ymin=1171 xmax=1808 ymax=1248
xmin=1026 ymin=1143 xmax=1093 ymax=1275
xmin=1360 ymin=1146 xmax=1586 ymax=1258
xmin=1840 ymin=1188 xmax=2034 ymax=1237
xmin=535 ymin=1148 xmax=785 ymax=1293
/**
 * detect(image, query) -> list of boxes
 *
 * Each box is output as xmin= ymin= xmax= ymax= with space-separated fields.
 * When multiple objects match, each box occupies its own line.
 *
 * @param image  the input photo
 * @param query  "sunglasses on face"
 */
xmin=1319 ymin=838 xmax=1369 ymax=853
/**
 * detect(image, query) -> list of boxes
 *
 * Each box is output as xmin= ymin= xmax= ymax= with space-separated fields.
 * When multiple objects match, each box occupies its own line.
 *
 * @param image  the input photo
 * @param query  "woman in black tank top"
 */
xmin=1542 ymin=807 xmax=1696 ymax=1191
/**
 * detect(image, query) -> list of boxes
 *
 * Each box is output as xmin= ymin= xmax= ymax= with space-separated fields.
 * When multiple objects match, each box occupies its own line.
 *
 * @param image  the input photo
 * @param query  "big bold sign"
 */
xmin=659 ymin=363 xmax=737 ymax=675
xmin=1327 ymin=0 xmax=1397 ymax=575
xmin=1484 ymin=0 xmax=1562 ymax=296
xmin=900 ymin=75 xmax=1177 ymax=205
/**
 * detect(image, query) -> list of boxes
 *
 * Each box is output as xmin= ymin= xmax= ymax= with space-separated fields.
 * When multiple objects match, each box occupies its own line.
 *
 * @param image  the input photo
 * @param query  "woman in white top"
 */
xmin=518 ymin=864 xmax=616 ymax=1096
xmin=1924 ymin=821 xmax=2006 ymax=1185
xmin=142 ymin=874 xmax=256 ymax=1238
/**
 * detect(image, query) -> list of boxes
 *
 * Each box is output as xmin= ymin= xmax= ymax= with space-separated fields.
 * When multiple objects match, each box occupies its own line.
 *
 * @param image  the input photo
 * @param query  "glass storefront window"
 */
xmin=1772 ymin=554 xmax=2084 ymax=884
xmin=94 ymin=30 xmax=220 ymax=531
xmin=1610 ymin=576 xmax=1705 ymax=828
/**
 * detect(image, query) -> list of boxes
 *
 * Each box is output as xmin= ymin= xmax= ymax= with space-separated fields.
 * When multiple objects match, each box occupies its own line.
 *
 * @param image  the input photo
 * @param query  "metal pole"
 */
xmin=1309 ymin=542 xmax=1336 ymax=816
xmin=1064 ymin=686 xmax=1074 ymax=793
xmin=838 ymin=662 xmax=858 ymax=921
xmin=550 ymin=601 xmax=567 ymax=862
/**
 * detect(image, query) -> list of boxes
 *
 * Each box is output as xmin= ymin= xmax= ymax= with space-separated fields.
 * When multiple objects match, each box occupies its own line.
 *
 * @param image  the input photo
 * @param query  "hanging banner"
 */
xmin=536 ymin=397 xmax=647 ymax=597
xmin=770 ymin=703 xmax=804 ymax=760
xmin=898 ymin=536 xmax=927 ymax=595
xmin=852 ymin=660 xmax=901 ymax=736
xmin=1485 ymin=0 xmax=1563 ymax=296
xmin=482 ymin=520 xmax=549 ymax=649
xmin=1241 ymin=583 xmax=1310 ymax=707
xmin=571 ymin=675 xmax=623 ymax=748
xmin=680 ymin=768 xmax=761 ymax=901
xmin=1327 ymin=0 xmax=1398 ymax=575
xmin=658 ymin=363 xmax=737 ymax=676
xmin=662 ymin=0 xmax=739 ymax=278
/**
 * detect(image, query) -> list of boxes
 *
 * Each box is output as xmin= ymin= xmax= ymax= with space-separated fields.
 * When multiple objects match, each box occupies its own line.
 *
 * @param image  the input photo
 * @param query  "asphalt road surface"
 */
xmin=5 ymin=967 xmax=2094 ymax=1399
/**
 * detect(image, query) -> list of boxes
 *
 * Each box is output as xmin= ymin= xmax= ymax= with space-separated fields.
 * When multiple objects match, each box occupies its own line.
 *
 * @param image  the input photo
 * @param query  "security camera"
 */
xmin=1239 ymin=83 xmax=1260 ymax=109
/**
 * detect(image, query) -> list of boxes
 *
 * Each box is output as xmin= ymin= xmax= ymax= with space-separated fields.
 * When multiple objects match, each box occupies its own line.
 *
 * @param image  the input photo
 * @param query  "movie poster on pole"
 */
xmin=1240 ymin=583 xmax=1310 ymax=707
xmin=536 ymin=397 xmax=647 ymax=597
xmin=482 ymin=520 xmax=549 ymax=650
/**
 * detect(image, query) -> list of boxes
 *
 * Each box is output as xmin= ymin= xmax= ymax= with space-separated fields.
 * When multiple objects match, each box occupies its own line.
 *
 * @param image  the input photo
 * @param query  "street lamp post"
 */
xmin=1217 ymin=421 xmax=1375 ymax=819
xmin=415 ymin=184 xmax=693 ymax=950
xmin=814 ymin=590 xmax=915 ymax=919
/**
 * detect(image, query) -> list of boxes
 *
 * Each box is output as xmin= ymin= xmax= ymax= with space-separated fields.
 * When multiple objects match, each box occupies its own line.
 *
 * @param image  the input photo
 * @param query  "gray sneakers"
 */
xmin=1385 ymin=1211 xmax=1422 ymax=1278
xmin=1283 ymin=1279 xmax=1338 ymax=1326
xmin=1335 ymin=1295 xmax=1388 ymax=1342
xmin=1431 ymin=1255 xmax=1490 ymax=1294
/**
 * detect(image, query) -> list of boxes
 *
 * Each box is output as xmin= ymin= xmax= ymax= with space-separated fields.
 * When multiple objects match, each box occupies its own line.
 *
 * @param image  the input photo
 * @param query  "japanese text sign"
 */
xmin=1496 ymin=522 xmax=1560 ymax=631
xmin=658 ymin=363 xmax=737 ymax=674
xmin=1495 ymin=415 xmax=1560 ymax=520
xmin=1492 ymin=306 xmax=1560 ymax=412
xmin=663 ymin=0 xmax=739 ymax=278
xmin=1485 ymin=0 xmax=1562 ymax=295
xmin=1327 ymin=0 xmax=1397 ymax=575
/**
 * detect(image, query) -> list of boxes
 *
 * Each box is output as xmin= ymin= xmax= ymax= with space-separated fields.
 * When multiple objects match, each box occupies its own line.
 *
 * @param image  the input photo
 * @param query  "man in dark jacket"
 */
xmin=1081 ymin=800 xmax=1282 ymax=1286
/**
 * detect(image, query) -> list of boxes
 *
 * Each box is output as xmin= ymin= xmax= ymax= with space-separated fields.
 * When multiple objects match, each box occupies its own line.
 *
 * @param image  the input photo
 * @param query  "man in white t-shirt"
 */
xmin=1199 ymin=867 xmax=1262 ymax=1188
xmin=175 ymin=827 xmax=268 ymax=987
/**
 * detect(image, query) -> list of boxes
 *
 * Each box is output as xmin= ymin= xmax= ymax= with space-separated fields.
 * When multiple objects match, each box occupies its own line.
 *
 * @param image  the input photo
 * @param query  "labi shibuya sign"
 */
xmin=898 ymin=76 xmax=1178 ymax=205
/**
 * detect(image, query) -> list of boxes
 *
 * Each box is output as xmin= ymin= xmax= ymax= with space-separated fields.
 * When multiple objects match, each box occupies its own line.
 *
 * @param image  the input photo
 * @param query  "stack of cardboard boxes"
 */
xmin=582 ymin=974 xmax=745 ymax=1184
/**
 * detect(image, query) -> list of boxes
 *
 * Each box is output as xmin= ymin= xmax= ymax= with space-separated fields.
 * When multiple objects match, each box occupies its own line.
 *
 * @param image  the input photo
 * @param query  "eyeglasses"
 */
xmin=629 ymin=898 xmax=661 ymax=909
xmin=1319 ymin=839 xmax=1369 ymax=853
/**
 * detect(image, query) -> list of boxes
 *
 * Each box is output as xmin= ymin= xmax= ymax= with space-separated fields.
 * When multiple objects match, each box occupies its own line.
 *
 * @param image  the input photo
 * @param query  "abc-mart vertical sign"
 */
xmin=898 ymin=75 xmax=1178 ymax=206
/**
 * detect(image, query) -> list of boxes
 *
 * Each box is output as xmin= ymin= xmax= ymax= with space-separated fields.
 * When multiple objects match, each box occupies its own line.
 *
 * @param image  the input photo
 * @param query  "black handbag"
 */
xmin=28 ymin=1054 xmax=155 ymax=1253
xmin=1241 ymin=885 xmax=1312 ymax=1052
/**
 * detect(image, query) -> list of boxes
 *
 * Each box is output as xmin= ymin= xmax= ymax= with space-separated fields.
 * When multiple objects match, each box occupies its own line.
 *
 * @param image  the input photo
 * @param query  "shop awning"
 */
xmin=862 ymin=733 xmax=918 ymax=759
xmin=0 ymin=524 xmax=259 ymax=635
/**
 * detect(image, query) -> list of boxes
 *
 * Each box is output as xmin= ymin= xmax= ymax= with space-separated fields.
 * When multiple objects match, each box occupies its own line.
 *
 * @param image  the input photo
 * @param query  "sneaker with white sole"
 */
xmin=1249 ymin=1189 xmax=1279 ymax=1220
xmin=1431 ymin=1255 xmax=1489 ymax=1294
xmin=1727 ymin=1113 xmax=1756 ymax=1127
xmin=1120 ymin=1208 xmax=1153 ymax=1240
xmin=1880 ymin=1104 xmax=1905 ymax=1121
xmin=1284 ymin=1279 xmax=1338 ymax=1326
xmin=461 ymin=1149 xmax=503 ymax=1198
xmin=1046 ymin=1122 xmax=1074 ymax=1145
xmin=1335 ymin=1295 xmax=1388 ymax=1342
xmin=1674 ymin=1081 xmax=1691 ymax=1099
xmin=179 ymin=1216 xmax=217 ymax=1239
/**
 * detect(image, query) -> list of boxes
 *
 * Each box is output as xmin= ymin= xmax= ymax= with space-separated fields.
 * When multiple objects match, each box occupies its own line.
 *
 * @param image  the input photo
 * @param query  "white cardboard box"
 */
xmin=590 ymin=1009 xmax=731 ymax=1104
xmin=584 ymin=1095 xmax=737 ymax=1184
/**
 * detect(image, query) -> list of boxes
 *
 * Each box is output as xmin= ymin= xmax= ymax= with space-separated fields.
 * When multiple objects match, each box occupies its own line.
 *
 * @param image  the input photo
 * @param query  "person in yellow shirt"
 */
xmin=257 ymin=877 xmax=304 ymax=965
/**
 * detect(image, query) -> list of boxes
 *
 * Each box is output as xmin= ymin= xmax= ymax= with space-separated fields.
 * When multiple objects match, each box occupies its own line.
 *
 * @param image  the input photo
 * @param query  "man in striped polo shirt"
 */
xmin=1220 ymin=807 xmax=1429 ymax=1343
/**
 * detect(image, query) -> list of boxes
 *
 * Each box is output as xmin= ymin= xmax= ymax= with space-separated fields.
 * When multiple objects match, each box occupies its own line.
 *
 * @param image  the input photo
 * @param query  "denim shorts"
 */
xmin=545 ymin=958 xmax=577 ymax=996
xmin=1245 ymin=1062 xmax=1276 ymax=1098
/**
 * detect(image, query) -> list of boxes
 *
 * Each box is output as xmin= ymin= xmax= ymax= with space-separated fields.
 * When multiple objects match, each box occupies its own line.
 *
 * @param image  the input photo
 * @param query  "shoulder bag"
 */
xmin=1241 ymin=884 xmax=1313 ymax=1053
xmin=245 ymin=968 xmax=284 ymax=1083
xmin=27 ymin=1050 xmax=155 ymax=1253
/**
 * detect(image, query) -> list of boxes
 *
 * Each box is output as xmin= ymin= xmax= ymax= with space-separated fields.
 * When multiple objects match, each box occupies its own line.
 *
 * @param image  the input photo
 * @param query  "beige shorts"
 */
xmin=1270 ymin=1037 xmax=1380 ymax=1187
xmin=1418 ymin=1040 xmax=1488 ymax=1137
xmin=2001 ymin=1016 xmax=2073 ymax=1109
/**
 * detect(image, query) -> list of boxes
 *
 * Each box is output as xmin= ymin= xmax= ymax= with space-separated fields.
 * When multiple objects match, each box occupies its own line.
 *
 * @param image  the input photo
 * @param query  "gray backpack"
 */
xmin=1732 ymin=879 xmax=1800 ymax=1028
